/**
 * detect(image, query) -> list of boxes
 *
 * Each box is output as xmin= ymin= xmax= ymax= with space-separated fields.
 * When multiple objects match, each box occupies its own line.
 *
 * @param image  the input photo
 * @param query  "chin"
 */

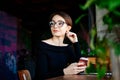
xmin=52 ymin=33 xmax=64 ymax=37
xmin=54 ymin=35 xmax=60 ymax=37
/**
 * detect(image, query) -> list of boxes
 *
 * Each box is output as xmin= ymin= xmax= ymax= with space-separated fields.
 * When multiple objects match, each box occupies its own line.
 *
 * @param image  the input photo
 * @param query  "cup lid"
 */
xmin=80 ymin=57 xmax=88 ymax=60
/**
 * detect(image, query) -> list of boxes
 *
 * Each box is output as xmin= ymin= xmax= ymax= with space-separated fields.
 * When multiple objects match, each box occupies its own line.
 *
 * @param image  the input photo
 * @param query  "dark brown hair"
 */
xmin=49 ymin=11 xmax=72 ymax=27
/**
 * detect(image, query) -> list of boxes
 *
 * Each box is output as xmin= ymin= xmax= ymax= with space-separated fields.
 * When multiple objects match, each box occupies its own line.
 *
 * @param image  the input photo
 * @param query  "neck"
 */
xmin=51 ymin=37 xmax=64 ymax=46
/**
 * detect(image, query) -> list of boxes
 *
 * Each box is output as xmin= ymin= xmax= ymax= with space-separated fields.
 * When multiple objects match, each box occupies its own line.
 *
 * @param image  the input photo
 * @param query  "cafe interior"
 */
xmin=1 ymin=0 xmax=119 ymax=80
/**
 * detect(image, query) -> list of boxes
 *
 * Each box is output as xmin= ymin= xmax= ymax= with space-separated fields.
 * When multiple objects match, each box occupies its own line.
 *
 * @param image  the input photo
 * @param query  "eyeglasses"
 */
xmin=49 ymin=20 xmax=67 ymax=28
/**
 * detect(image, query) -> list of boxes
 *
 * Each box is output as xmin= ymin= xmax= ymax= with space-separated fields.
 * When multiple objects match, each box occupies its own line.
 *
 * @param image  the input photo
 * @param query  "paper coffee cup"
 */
xmin=78 ymin=57 xmax=88 ymax=67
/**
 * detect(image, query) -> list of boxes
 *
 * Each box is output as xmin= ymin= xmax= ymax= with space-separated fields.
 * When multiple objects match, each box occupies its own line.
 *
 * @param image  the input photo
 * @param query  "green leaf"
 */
xmin=96 ymin=64 xmax=107 ymax=80
xmin=86 ymin=63 xmax=96 ymax=73
xmin=96 ymin=0 xmax=120 ymax=11
xmin=114 ymin=43 xmax=120 ymax=55
xmin=90 ymin=27 xmax=96 ymax=50
xmin=75 ymin=14 xmax=87 ymax=24
xmin=79 ymin=0 xmax=95 ymax=10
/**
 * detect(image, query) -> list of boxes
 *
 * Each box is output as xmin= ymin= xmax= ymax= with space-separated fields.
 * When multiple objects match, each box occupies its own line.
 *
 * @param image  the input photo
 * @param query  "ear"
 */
xmin=67 ymin=25 xmax=72 ymax=31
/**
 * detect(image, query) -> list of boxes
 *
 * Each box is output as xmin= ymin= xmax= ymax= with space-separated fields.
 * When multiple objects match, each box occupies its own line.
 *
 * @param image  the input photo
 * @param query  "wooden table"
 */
xmin=46 ymin=74 xmax=112 ymax=80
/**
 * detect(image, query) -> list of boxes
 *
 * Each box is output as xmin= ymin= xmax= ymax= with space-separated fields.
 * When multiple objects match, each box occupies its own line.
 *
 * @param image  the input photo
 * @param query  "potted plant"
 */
xmin=77 ymin=0 xmax=120 ymax=80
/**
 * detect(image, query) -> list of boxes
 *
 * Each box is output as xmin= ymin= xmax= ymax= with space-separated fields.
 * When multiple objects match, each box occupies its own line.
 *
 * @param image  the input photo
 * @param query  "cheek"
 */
xmin=62 ymin=26 xmax=68 ymax=32
xmin=61 ymin=28 xmax=67 ymax=34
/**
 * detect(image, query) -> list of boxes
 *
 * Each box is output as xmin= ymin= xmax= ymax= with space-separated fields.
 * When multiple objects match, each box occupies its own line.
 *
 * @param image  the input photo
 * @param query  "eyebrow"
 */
xmin=52 ymin=20 xmax=65 ymax=22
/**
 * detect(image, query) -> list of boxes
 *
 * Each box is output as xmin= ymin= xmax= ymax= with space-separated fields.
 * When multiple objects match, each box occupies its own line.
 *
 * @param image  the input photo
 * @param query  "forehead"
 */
xmin=52 ymin=15 xmax=65 ymax=22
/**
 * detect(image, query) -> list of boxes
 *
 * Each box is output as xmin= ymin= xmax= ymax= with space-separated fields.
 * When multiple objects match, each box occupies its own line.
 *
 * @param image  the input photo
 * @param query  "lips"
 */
xmin=53 ymin=30 xmax=59 ymax=32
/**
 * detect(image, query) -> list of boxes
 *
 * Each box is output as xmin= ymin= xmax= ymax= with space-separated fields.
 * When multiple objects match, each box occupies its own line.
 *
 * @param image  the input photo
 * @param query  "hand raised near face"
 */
xmin=66 ymin=31 xmax=78 ymax=43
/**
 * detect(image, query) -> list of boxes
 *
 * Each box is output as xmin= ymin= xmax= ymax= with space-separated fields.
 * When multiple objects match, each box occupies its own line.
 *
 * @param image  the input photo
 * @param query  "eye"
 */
xmin=49 ymin=21 xmax=55 ymax=26
xmin=58 ymin=22 xmax=64 ymax=26
xmin=58 ymin=22 xmax=63 ymax=25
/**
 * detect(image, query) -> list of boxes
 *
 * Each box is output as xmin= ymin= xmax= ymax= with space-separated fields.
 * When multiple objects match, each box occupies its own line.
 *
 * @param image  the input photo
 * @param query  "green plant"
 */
xmin=77 ymin=0 xmax=120 ymax=79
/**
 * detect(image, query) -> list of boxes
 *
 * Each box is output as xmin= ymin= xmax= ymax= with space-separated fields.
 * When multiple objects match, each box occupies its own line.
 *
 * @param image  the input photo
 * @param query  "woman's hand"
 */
xmin=66 ymin=31 xmax=78 ymax=43
xmin=63 ymin=62 xmax=87 ymax=75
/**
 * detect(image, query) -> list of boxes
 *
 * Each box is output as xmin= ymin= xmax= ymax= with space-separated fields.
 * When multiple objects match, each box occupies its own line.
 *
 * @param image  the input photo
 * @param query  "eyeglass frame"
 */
xmin=49 ymin=20 xmax=67 ymax=28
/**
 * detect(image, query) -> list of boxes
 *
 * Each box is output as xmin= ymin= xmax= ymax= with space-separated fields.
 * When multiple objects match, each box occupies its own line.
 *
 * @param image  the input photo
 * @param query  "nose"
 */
xmin=53 ymin=23 xmax=58 ymax=28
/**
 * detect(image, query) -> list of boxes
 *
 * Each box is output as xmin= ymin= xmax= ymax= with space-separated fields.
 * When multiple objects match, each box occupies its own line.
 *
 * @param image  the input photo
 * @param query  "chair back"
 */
xmin=18 ymin=69 xmax=31 ymax=80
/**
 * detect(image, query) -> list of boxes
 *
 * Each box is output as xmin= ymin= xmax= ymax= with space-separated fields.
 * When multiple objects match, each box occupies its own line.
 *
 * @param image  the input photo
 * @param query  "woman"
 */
xmin=35 ymin=11 xmax=87 ymax=80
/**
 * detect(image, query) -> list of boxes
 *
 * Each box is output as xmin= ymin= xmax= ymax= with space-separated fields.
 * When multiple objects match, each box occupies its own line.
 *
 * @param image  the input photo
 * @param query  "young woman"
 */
xmin=35 ymin=11 xmax=87 ymax=80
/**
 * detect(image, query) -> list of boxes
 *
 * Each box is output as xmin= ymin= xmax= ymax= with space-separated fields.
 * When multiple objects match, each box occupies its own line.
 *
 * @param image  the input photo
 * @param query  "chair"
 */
xmin=18 ymin=69 xmax=32 ymax=80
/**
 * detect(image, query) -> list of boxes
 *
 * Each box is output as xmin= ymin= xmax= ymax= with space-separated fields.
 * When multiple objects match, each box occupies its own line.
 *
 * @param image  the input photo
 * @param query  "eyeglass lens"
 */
xmin=49 ymin=21 xmax=65 ymax=27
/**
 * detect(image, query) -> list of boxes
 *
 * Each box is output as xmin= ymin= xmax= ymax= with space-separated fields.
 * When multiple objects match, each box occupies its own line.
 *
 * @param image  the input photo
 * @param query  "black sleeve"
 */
xmin=66 ymin=42 xmax=81 ymax=63
xmin=73 ymin=42 xmax=81 ymax=61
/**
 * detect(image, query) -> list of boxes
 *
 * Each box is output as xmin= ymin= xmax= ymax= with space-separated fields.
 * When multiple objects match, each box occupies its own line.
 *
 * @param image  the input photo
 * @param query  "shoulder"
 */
xmin=41 ymin=39 xmax=51 ymax=44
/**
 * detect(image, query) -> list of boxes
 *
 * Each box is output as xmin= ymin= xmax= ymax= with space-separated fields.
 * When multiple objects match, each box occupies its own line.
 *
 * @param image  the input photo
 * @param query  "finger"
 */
xmin=73 ymin=66 xmax=85 ymax=70
xmin=77 ymin=66 xmax=87 ymax=70
xmin=78 ymin=62 xmax=85 ymax=65
xmin=74 ymin=69 xmax=86 ymax=74
xmin=69 ymin=34 xmax=75 ymax=38
xmin=71 ymin=62 xmax=78 ymax=65
xmin=74 ymin=66 xmax=86 ymax=70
